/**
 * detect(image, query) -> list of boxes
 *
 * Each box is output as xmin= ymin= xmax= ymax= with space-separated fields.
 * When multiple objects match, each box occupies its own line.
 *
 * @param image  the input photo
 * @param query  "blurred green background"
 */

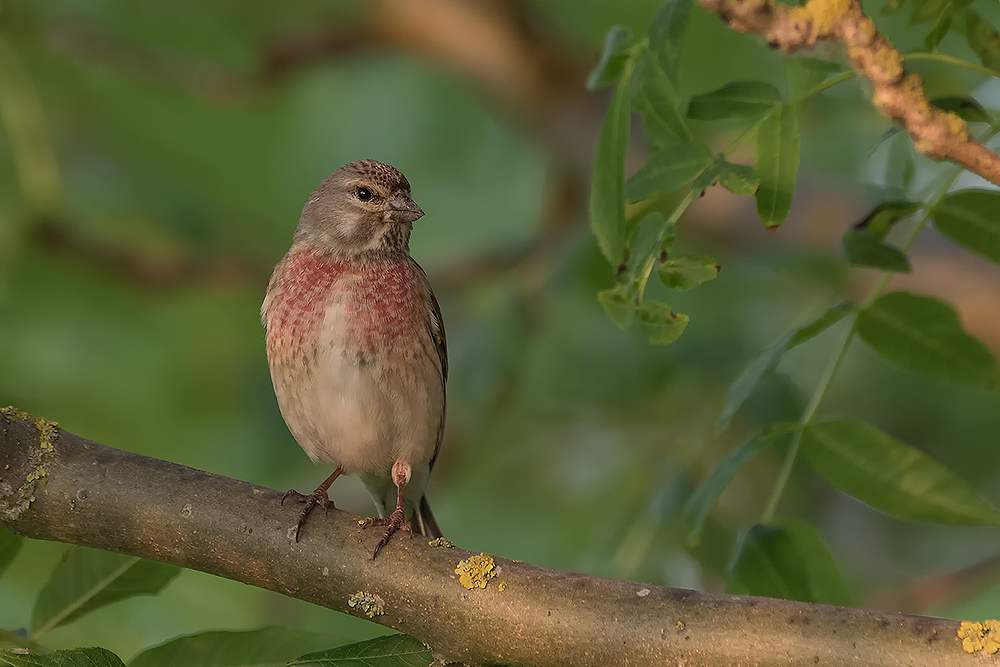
xmin=3 ymin=0 xmax=1000 ymax=659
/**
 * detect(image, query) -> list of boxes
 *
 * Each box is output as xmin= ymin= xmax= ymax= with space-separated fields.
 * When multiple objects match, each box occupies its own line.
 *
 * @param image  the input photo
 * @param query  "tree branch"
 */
xmin=0 ymin=408 xmax=988 ymax=666
xmin=701 ymin=0 xmax=1000 ymax=187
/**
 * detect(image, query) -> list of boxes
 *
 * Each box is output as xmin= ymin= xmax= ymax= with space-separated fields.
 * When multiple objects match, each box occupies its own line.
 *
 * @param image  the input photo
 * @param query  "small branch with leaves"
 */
xmin=700 ymin=0 xmax=1000 ymax=185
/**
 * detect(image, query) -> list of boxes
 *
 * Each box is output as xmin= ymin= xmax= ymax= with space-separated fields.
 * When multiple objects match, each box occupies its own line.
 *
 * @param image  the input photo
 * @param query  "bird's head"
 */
xmin=293 ymin=159 xmax=424 ymax=257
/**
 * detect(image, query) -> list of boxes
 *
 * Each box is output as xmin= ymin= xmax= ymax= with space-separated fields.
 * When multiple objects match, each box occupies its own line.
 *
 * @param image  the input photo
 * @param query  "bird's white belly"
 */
xmin=272 ymin=299 xmax=441 ymax=475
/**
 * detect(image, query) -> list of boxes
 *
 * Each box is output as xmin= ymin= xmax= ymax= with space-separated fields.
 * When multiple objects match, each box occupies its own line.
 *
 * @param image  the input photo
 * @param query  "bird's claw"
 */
xmin=282 ymin=487 xmax=333 ymax=541
xmin=360 ymin=507 xmax=411 ymax=559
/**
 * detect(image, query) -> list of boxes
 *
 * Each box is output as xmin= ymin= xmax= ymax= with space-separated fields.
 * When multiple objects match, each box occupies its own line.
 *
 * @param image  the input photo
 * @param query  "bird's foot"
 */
xmin=282 ymin=487 xmax=333 ymax=541
xmin=360 ymin=507 xmax=411 ymax=559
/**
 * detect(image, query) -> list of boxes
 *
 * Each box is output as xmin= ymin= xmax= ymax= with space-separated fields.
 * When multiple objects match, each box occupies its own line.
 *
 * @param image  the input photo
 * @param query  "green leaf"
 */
xmin=727 ymin=519 xmax=857 ymax=606
xmin=288 ymin=635 xmax=431 ymax=667
xmin=788 ymin=303 xmax=853 ymax=348
xmin=589 ymin=64 xmax=633 ymax=265
xmin=934 ymin=189 xmax=1000 ymax=265
xmin=0 ymin=528 xmax=22 ymax=580
xmin=625 ymin=142 xmax=713 ymax=202
xmin=856 ymin=200 xmax=922 ymax=238
xmin=587 ymin=26 xmax=634 ymax=91
xmin=966 ymin=9 xmax=1000 ymax=72
xmin=648 ymin=0 xmax=693 ymax=88
xmin=637 ymin=300 xmax=689 ymax=344
xmin=911 ymin=0 xmax=951 ymax=25
xmin=657 ymin=255 xmax=719 ymax=290
xmin=857 ymin=291 xmax=998 ymax=389
xmin=802 ymin=420 xmax=1000 ymax=525
xmin=717 ymin=335 xmax=792 ymax=433
xmin=638 ymin=51 xmax=694 ymax=143
xmin=718 ymin=161 xmax=759 ymax=196
xmin=130 ymin=628 xmax=344 ymax=667
xmin=687 ymin=82 xmax=780 ymax=120
xmin=31 ymin=547 xmax=180 ymax=639
xmin=923 ymin=3 xmax=953 ymax=52
xmin=932 ymin=96 xmax=992 ymax=124
xmin=0 ymin=648 xmax=126 ymax=667
xmin=755 ymin=104 xmax=800 ymax=229
xmin=842 ymin=228 xmax=911 ymax=272
xmin=597 ymin=285 xmax=635 ymax=329
xmin=685 ymin=435 xmax=771 ymax=545
xmin=885 ymin=132 xmax=916 ymax=194
xmin=634 ymin=51 xmax=695 ymax=145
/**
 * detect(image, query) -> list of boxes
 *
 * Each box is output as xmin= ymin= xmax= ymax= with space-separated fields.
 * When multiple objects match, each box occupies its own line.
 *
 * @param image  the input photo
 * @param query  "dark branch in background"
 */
xmin=700 ymin=0 xmax=1000 ymax=186
xmin=0 ymin=409 xmax=987 ymax=666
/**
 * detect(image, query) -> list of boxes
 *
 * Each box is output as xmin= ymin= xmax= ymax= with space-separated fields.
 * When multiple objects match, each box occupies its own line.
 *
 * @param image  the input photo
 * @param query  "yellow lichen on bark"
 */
xmin=348 ymin=591 xmax=386 ymax=618
xmin=792 ymin=0 xmax=851 ymax=35
xmin=958 ymin=620 xmax=1000 ymax=654
xmin=456 ymin=553 xmax=497 ymax=589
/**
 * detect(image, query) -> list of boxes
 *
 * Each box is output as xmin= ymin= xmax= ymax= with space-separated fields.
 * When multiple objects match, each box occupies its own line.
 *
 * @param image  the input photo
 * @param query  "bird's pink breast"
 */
xmin=266 ymin=249 xmax=424 ymax=358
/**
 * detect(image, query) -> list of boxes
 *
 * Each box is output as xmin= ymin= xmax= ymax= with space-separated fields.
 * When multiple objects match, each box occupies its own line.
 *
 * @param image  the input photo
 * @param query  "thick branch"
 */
xmin=701 ymin=0 xmax=1000 ymax=187
xmin=0 ymin=409 xmax=989 ymax=666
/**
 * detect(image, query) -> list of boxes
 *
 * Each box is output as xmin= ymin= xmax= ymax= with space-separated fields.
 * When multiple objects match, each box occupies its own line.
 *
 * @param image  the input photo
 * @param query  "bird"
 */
xmin=262 ymin=159 xmax=446 ymax=558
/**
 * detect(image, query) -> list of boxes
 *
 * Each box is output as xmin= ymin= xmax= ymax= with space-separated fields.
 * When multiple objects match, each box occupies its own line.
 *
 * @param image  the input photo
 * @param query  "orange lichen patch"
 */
xmin=795 ymin=0 xmax=851 ymax=35
xmin=959 ymin=620 xmax=1000 ymax=653
xmin=498 ymin=581 xmax=507 ymax=592
xmin=941 ymin=112 xmax=970 ymax=140
xmin=870 ymin=45 xmax=903 ymax=81
xmin=456 ymin=553 xmax=497 ymax=589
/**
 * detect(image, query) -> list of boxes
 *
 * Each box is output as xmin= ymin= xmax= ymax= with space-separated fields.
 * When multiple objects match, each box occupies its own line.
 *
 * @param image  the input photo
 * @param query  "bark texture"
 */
xmin=0 ymin=409 xmax=991 ymax=666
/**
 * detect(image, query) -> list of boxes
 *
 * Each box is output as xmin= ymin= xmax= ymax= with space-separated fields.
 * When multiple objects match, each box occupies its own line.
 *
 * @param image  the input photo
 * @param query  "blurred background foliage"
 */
xmin=2 ymin=0 xmax=1000 ymax=661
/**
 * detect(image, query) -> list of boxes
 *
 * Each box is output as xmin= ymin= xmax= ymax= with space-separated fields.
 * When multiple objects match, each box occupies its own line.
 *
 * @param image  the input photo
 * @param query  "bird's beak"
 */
xmin=386 ymin=194 xmax=424 ymax=224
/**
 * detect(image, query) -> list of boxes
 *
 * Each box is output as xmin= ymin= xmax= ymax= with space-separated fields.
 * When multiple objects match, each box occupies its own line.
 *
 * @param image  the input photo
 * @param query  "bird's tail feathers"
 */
xmin=414 ymin=494 xmax=443 ymax=538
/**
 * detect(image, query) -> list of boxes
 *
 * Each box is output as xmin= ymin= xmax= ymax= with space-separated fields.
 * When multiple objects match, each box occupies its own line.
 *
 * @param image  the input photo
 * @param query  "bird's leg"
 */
xmin=361 ymin=461 xmax=412 ymax=559
xmin=282 ymin=467 xmax=343 ymax=541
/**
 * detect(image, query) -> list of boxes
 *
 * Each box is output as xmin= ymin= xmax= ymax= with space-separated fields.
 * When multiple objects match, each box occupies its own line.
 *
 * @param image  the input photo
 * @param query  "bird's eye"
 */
xmin=356 ymin=186 xmax=373 ymax=202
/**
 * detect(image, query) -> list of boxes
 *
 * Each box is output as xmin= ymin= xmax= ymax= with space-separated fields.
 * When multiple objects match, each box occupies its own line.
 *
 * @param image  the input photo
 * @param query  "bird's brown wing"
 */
xmin=426 ymin=286 xmax=448 ymax=471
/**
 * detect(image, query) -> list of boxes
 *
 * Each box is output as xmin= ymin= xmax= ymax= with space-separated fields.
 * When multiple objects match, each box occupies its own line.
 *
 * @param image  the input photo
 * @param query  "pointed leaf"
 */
xmin=589 ymin=67 xmax=633 ymax=265
xmin=842 ymin=228 xmax=911 ymax=272
xmin=648 ymin=0 xmax=693 ymax=87
xmin=789 ymin=303 xmax=853 ymax=347
xmin=658 ymin=255 xmax=719 ymax=290
xmin=885 ymin=132 xmax=916 ymax=194
xmin=718 ymin=161 xmax=759 ymax=196
xmin=637 ymin=300 xmax=689 ymax=344
xmin=587 ymin=26 xmax=634 ymax=91
xmin=857 ymin=291 xmax=998 ymax=389
xmin=687 ymin=82 xmax=780 ymax=120
xmin=0 ymin=648 xmax=126 ymax=667
xmin=288 ymin=634 xmax=431 ymax=667
xmin=727 ymin=520 xmax=857 ymax=606
xmin=0 ymin=527 xmax=22 ymax=580
xmin=130 ymin=628 xmax=345 ymax=667
xmin=856 ymin=200 xmax=921 ymax=238
xmin=32 ymin=547 xmax=180 ymax=639
xmin=803 ymin=420 xmax=1000 ymax=525
xmin=717 ymin=335 xmax=792 ymax=433
xmin=932 ymin=96 xmax=991 ymax=124
xmin=934 ymin=189 xmax=1000 ymax=265
xmin=755 ymin=104 xmax=800 ymax=228
xmin=685 ymin=435 xmax=771 ymax=545
xmin=638 ymin=51 xmax=695 ymax=143
xmin=923 ymin=3 xmax=953 ymax=52
xmin=966 ymin=9 xmax=1000 ymax=72
xmin=597 ymin=285 xmax=635 ymax=329
xmin=626 ymin=142 xmax=713 ymax=202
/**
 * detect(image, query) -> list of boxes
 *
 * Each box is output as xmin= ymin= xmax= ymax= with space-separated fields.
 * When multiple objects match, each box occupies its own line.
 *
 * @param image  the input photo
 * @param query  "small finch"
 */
xmin=262 ymin=159 xmax=446 ymax=558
